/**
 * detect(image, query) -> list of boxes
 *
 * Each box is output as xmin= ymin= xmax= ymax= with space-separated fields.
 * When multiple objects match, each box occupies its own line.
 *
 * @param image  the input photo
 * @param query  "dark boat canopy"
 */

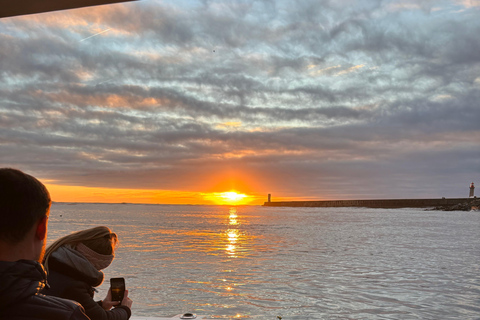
xmin=0 ymin=0 xmax=137 ymax=18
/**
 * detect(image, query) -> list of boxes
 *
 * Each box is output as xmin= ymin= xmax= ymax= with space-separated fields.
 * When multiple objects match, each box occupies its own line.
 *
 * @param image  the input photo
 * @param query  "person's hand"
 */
xmin=101 ymin=289 xmax=120 ymax=310
xmin=121 ymin=290 xmax=133 ymax=309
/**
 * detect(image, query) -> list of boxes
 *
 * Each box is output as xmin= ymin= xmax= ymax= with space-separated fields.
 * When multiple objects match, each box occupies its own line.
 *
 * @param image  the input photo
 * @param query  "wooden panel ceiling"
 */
xmin=0 ymin=0 xmax=136 ymax=18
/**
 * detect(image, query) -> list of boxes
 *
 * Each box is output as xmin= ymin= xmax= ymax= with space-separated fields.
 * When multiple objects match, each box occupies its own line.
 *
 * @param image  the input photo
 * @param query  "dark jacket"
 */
xmin=0 ymin=259 xmax=89 ymax=320
xmin=42 ymin=246 xmax=130 ymax=320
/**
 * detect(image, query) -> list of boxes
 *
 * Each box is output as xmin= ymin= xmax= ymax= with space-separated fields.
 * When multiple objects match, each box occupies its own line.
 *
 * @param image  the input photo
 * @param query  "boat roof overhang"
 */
xmin=0 ymin=0 xmax=137 ymax=18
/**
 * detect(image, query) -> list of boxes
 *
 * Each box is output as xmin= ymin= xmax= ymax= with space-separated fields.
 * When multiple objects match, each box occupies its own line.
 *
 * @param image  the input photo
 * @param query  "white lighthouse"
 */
xmin=469 ymin=182 xmax=475 ymax=198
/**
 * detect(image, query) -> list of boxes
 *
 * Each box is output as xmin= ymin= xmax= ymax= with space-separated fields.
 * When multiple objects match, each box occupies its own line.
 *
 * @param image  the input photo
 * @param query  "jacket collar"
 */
xmin=50 ymin=245 xmax=104 ymax=287
xmin=0 ymin=260 xmax=47 ymax=310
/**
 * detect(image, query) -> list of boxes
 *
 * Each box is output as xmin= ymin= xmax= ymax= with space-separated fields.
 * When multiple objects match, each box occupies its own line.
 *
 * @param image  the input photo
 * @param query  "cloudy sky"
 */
xmin=1 ymin=0 xmax=479 ymax=204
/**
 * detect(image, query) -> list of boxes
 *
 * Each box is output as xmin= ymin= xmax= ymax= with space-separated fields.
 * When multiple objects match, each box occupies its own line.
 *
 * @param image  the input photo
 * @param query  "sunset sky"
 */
xmin=1 ymin=0 xmax=479 ymax=205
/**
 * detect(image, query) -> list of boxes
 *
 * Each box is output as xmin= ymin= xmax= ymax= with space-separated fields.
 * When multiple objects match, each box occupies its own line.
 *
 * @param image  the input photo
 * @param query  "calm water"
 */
xmin=48 ymin=203 xmax=480 ymax=319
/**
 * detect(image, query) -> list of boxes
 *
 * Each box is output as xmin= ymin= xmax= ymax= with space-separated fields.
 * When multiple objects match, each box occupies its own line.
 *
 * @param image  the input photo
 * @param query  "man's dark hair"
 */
xmin=0 ymin=168 xmax=51 ymax=243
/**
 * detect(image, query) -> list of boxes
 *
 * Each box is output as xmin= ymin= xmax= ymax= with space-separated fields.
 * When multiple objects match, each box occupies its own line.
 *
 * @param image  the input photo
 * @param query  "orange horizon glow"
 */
xmin=43 ymin=182 xmax=262 ymax=205
xmin=202 ymin=191 xmax=251 ymax=205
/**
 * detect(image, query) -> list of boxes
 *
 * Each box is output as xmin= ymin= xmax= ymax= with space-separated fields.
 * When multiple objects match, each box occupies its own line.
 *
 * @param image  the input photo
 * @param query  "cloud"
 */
xmin=456 ymin=0 xmax=480 ymax=8
xmin=335 ymin=64 xmax=365 ymax=76
xmin=1 ymin=0 xmax=479 ymax=202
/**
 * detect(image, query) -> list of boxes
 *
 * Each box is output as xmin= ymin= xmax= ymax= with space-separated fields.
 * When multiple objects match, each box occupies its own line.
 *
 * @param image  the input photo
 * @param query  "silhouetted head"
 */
xmin=0 ymin=168 xmax=51 ymax=244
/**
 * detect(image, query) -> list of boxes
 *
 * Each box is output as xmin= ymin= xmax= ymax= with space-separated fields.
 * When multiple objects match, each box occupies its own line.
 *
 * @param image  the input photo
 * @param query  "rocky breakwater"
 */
xmin=430 ymin=198 xmax=480 ymax=211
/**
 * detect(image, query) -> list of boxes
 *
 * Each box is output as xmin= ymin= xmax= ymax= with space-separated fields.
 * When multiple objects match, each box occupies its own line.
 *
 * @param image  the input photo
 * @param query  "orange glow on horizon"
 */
xmin=201 ymin=191 xmax=252 ymax=205
xmin=42 ymin=181 xmax=262 ymax=205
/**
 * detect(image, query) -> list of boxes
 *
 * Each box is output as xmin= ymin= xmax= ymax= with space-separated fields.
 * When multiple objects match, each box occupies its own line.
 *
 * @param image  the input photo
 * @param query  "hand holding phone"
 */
xmin=110 ymin=277 xmax=125 ymax=302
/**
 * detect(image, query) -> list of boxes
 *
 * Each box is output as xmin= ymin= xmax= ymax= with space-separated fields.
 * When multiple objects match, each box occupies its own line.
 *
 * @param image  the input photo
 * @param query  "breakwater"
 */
xmin=263 ymin=198 xmax=476 ymax=209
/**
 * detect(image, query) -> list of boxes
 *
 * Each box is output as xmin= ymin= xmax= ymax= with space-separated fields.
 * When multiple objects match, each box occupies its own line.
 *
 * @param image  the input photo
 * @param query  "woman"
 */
xmin=42 ymin=226 xmax=133 ymax=320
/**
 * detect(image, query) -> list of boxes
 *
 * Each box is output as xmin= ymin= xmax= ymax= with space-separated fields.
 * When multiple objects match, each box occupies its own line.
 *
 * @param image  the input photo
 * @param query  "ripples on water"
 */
xmin=48 ymin=204 xmax=480 ymax=319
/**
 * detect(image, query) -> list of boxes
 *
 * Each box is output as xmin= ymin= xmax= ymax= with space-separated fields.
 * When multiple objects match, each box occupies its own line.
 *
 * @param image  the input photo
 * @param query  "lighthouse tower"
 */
xmin=470 ymin=182 xmax=475 ymax=198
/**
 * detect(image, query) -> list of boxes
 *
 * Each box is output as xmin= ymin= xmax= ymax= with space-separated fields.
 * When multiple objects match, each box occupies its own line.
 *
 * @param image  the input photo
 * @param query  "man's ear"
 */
xmin=35 ymin=216 xmax=48 ymax=241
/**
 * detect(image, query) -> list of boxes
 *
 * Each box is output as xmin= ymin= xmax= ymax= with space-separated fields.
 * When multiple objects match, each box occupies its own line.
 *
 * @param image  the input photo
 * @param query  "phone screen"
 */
xmin=110 ymin=277 xmax=125 ymax=301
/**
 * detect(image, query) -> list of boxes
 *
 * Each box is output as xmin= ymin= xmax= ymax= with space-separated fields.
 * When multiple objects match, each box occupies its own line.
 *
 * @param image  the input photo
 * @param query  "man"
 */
xmin=0 ymin=168 xmax=90 ymax=319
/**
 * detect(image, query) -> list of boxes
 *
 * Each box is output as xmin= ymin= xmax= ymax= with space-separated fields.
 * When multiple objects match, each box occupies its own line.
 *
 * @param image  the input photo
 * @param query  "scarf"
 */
xmin=76 ymin=243 xmax=114 ymax=271
xmin=50 ymin=245 xmax=104 ymax=286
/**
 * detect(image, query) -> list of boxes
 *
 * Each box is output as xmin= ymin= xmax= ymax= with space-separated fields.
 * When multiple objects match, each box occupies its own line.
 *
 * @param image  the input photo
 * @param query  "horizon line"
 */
xmin=51 ymin=201 xmax=261 ymax=206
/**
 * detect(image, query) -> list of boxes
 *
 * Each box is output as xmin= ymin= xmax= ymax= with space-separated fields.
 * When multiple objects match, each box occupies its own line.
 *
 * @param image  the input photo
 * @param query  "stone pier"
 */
xmin=263 ymin=198 xmax=476 ymax=209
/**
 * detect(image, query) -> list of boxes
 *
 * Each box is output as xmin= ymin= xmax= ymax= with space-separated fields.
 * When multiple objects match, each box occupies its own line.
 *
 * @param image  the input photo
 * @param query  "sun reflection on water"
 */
xmin=225 ymin=207 xmax=242 ymax=257
xmin=229 ymin=207 xmax=238 ymax=225
xmin=158 ymin=205 xmax=254 ymax=318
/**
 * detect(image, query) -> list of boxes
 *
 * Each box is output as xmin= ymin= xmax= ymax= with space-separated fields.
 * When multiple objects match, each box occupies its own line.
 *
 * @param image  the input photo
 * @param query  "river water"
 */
xmin=48 ymin=203 xmax=480 ymax=319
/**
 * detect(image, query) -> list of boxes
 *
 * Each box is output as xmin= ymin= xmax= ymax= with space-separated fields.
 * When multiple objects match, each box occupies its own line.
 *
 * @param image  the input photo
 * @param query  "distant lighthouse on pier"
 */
xmin=470 ymin=182 xmax=475 ymax=198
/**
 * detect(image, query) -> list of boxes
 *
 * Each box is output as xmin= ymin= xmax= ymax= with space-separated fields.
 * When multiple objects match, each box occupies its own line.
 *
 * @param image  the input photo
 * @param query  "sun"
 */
xmin=202 ymin=191 xmax=250 ymax=205
xmin=221 ymin=192 xmax=247 ymax=202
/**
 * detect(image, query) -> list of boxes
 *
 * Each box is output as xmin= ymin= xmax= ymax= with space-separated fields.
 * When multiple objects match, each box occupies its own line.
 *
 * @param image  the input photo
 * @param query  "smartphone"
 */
xmin=110 ymin=277 xmax=125 ymax=302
